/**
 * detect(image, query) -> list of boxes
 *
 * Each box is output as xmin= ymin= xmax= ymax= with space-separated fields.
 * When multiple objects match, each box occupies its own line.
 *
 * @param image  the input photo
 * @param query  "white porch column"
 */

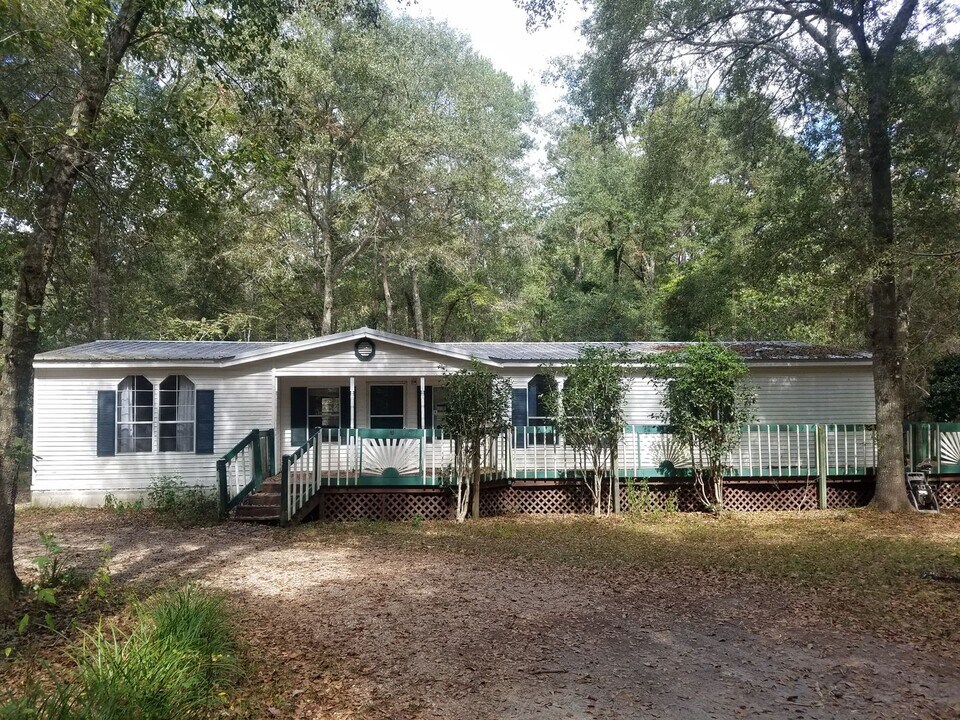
xmin=420 ymin=376 xmax=426 ymax=484
xmin=419 ymin=376 xmax=426 ymax=429
xmin=349 ymin=377 xmax=356 ymax=428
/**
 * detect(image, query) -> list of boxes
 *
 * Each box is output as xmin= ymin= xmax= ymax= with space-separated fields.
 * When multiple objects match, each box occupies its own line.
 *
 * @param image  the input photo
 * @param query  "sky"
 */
xmin=388 ymin=0 xmax=588 ymax=117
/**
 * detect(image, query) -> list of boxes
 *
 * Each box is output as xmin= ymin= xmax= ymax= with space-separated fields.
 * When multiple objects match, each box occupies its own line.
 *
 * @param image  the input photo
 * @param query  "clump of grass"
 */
xmin=1 ymin=586 xmax=238 ymax=720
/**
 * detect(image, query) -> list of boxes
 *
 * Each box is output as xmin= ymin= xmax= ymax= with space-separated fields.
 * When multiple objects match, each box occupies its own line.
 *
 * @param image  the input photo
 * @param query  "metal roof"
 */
xmin=35 ymin=340 xmax=282 ymax=362
xmin=442 ymin=341 xmax=871 ymax=363
xmin=35 ymin=332 xmax=870 ymax=365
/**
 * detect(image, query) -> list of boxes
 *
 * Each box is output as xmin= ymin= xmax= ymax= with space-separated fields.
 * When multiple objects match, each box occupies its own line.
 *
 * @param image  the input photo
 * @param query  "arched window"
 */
xmin=159 ymin=375 xmax=195 ymax=452
xmin=117 ymin=375 xmax=153 ymax=453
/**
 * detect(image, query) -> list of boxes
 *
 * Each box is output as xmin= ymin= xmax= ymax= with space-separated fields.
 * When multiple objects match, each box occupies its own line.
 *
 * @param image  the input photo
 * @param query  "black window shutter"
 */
xmin=511 ymin=387 xmax=528 ymax=448
xmin=291 ymin=386 xmax=307 ymax=446
xmin=339 ymin=387 xmax=351 ymax=428
xmin=195 ymin=390 xmax=215 ymax=454
xmin=424 ymin=386 xmax=434 ymax=429
xmin=339 ymin=386 xmax=351 ymax=445
xmin=97 ymin=390 xmax=116 ymax=457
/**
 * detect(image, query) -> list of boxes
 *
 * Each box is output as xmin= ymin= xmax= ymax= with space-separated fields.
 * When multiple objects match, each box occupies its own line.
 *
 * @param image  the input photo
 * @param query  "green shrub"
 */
xmin=1 ymin=587 xmax=238 ymax=720
xmin=624 ymin=478 xmax=680 ymax=518
xmin=77 ymin=587 xmax=238 ymax=719
xmin=147 ymin=476 xmax=218 ymax=525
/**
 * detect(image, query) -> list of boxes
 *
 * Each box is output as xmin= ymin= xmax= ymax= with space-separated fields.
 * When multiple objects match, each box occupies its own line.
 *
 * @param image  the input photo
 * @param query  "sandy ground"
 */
xmin=12 ymin=511 xmax=960 ymax=719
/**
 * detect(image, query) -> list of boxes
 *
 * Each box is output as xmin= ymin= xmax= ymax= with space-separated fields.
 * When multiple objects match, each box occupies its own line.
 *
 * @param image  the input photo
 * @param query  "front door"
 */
xmin=369 ymin=385 xmax=405 ymax=429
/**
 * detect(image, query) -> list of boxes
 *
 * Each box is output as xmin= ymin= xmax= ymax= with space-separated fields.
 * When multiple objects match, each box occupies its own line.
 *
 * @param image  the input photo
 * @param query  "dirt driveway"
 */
xmin=13 ymin=511 xmax=960 ymax=719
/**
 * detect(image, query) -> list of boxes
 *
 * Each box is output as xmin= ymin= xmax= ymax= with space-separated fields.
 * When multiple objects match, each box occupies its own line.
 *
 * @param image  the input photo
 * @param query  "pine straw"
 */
xmin=297 ymin=509 xmax=960 ymax=649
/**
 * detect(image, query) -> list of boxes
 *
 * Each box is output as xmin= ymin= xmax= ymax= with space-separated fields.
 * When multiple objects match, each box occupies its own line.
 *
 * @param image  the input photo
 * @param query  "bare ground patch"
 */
xmin=9 ymin=509 xmax=960 ymax=719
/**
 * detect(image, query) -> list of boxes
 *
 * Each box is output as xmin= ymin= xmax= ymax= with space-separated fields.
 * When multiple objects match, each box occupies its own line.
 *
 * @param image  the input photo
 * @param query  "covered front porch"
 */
xmin=276 ymin=375 xmax=449 ymax=449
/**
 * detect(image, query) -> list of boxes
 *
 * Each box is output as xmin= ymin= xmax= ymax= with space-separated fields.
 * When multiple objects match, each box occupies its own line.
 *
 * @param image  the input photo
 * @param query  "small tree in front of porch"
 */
xmin=545 ymin=346 xmax=633 ymax=517
xmin=648 ymin=343 xmax=755 ymax=513
xmin=443 ymin=361 xmax=512 ymax=522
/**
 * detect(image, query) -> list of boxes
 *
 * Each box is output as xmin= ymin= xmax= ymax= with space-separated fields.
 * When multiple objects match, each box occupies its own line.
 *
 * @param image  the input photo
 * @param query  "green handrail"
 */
xmin=218 ymin=428 xmax=276 ymax=517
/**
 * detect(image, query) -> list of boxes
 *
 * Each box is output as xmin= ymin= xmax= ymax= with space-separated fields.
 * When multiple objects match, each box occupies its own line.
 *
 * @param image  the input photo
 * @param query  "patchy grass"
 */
xmin=295 ymin=509 xmax=960 ymax=647
xmin=2 ymin=587 xmax=238 ymax=720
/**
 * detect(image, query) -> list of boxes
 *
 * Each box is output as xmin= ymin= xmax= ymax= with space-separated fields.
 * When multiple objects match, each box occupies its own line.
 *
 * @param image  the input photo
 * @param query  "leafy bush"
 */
xmin=33 ymin=532 xmax=69 ymax=588
xmin=147 ymin=476 xmax=218 ymax=525
xmin=443 ymin=361 xmax=513 ymax=522
xmin=648 ymin=343 xmax=755 ymax=513
xmin=1 ymin=587 xmax=238 ymax=720
xmin=925 ymin=354 xmax=960 ymax=421
xmin=545 ymin=346 xmax=634 ymax=516
xmin=624 ymin=478 xmax=680 ymax=518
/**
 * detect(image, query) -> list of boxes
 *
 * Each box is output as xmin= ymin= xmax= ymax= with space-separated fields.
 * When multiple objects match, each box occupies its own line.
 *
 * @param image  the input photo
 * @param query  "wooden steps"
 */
xmin=231 ymin=474 xmax=325 ymax=525
xmin=233 ymin=474 xmax=282 ymax=523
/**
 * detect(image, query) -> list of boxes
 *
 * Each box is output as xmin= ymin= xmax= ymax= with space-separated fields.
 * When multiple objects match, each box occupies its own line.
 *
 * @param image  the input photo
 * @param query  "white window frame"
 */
xmin=307 ymin=386 xmax=341 ymax=436
xmin=369 ymin=383 xmax=405 ymax=429
xmin=116 ymin=375 xmax=154 ymax=454
xmin=158 ymin=375 xmax=196 ymax=453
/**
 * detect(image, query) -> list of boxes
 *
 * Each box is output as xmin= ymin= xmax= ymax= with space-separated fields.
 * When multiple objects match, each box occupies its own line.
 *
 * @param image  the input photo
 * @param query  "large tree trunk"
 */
xmin=410 ymin=266 xmax=425 ymax=340
xmin=321 ymin=236 xmax=335 ymax=335
xmin=864 ymin=62 xmax=913 ymax=512
xmin=90 ymin=211 xmax=110 ymax=339
xmin=0 ymin=0 xmax=146 ymax=610
xmin=380 ymin=245 xmax=393 ymax=333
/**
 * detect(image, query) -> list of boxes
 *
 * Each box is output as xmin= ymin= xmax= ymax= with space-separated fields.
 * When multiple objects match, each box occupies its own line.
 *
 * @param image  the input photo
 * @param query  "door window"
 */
xmin=369 ymin=385 xmax=404 ymax=429
xmin=308 ymin=388 xmax=341 ymax=436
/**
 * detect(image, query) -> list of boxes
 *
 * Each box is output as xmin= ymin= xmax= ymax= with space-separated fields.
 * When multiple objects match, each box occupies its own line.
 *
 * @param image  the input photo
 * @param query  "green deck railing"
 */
xmin=217 ymin=428 xmax=275 ymax=517
xmin=224 ymin=421 xmax=960 ymax=523
xmin=904 ymin=422 xmax=960 ymax=474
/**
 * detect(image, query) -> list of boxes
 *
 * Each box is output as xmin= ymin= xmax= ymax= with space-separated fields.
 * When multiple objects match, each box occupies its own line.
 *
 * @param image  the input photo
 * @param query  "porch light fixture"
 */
xmin=355 ymin=338 xmax=376 ymax=361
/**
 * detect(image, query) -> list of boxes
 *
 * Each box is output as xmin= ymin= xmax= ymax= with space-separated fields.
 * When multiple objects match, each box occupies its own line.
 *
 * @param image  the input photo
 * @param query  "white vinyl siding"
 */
xmin=503 ymin=365 xmax=875 ymax=426
xmin=271 ymin=340 xmax=472 ymax=377
xmin=31 ymin=365 xmax=274 ymax=504
xmin=748 ymin=366 xmax=875 ymax=424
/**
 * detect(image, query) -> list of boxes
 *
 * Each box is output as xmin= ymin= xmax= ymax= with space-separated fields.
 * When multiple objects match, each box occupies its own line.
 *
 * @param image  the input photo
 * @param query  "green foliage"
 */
xmin=0 ymin=587 xmax=238 ymax=720
xmin=6 ymin=537 xmax=112 ymax=659
xmin=33 ymin=532 xmax=67 ymax=589
xmin=925 ymin=355 xmax=960 ymax=421
xmin=624 ymin=477 xmax=679 ymax=517
xmin=443 ymin=361 xmax=513 ymax=443
xmin=147 ymin=476 xmax=218 ymax=526
xmin=546 ymin=346 xmax=633 ymax=515
xmin=442 ymin=360 xmax=512 ymax=521
xmin=648 ymin=343 xmax=755 ymax=512
xmin=101 ymin=494 xmax=143 ymax=515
